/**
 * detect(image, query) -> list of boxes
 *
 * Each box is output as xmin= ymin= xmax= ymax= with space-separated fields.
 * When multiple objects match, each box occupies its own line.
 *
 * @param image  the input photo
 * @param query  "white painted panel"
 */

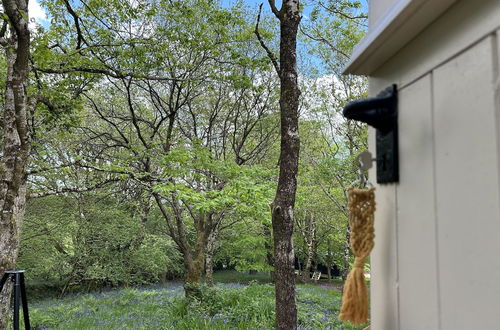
xmin=367 ymin=125 xmax=399 ymax=328
xmin=433 ymin=37 xmax=500 ymax=330
xmin=397 ymin=75 xmax=439 ymax=330
xmin=496 ymin=30 xmax=500 ymax=202
xmin=372 ymin=0 xmax=500 ymax=89
xmin=348 ymin=0 xmax=456 ymax=74
xmin=369 ymin=0 xmax=399 ymax=31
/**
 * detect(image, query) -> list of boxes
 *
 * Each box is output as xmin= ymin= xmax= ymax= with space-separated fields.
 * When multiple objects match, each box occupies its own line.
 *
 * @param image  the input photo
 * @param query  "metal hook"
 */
xmin=351 ymin=151 xmax=375 ymax=188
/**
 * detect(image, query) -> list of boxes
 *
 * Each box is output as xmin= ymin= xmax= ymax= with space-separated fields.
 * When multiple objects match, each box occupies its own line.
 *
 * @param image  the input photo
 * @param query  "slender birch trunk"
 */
xmin=301 ymin=214 xmax=317 ymax=283
xmin=342 ymin=225 xmax=351 ymax=283
xmin=205 ymin=223 xmax=220 ymax=287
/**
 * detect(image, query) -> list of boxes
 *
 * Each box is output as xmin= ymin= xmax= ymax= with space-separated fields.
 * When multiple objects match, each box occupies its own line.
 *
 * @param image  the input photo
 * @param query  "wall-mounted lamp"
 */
xmin=343 ymin=85 xmax=399 ymax=184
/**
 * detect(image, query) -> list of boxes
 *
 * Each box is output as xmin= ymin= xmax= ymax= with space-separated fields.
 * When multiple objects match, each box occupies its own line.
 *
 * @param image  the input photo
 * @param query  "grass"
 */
xmin=212 ymin=270 xmax=272 ymax=284
xmin=15 ymin=271 xmax=367 ymax=329
xmin=20 ymin=280 xmax=366 ymax=330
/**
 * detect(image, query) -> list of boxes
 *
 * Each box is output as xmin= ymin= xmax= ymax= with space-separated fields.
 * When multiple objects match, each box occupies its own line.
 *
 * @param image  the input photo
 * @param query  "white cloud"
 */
xmin=29 ymin=0 xmax=47 ymax=21
xmin=28 ymin=0 xmax=49 ymax=30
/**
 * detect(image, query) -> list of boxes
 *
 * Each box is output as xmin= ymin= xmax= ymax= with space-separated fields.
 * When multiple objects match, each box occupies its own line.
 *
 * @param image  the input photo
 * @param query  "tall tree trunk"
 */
xmin=326 ymin=243 xmax=334 ymax=280
xmin=263 ymin=223 xmax=275 ymax=282
xmin=153 ymin=194 xmax=207 ymax=298
xmin=0 ymin=1 xmax=31 ymax=327
xmin=183 ymin=213 xmax=209 ymax=298
xmin=205 ymin=222 xmax=220 ymax=287
xmin=301 ymin=242 xmax=314 ymax=283
xmin=300 ymin=214 xmax=317 ymax=284
xmin=205 ymin=249 xmax=214 ymax=287
xmin=257 ymin=1 xmax=301 ymax=328
xmin=182 ymin=226 xmax=205 ymax=298
xmin=0 ymin=186 xmax=27 ymax=328
xmin=184 ymin=249 xmax=204 ymax=288
xmin=342 ymin=225 xmax=351 ymax=283
xmin=184 ymin=247 xmax=205 ymax=299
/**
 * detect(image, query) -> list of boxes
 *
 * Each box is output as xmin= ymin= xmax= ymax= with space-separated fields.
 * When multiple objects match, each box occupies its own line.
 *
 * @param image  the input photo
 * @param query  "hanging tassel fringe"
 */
xmin=339 ymin=187 xmax=376 ymax=327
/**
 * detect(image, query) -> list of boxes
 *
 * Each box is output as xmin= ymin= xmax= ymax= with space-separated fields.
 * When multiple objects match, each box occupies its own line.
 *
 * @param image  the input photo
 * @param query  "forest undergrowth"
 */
xmin=22 ymin=281 xmax=365 ymax=329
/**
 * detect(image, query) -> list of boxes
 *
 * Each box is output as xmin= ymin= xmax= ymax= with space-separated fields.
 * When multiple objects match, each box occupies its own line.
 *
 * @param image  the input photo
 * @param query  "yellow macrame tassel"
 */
xmin=339 ymin=187 xmax=375 ymax=326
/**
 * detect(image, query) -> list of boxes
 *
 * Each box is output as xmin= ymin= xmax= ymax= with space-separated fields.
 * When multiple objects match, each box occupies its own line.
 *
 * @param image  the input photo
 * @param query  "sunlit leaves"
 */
xmin=155 ymin=143 xmax=274 ymax=215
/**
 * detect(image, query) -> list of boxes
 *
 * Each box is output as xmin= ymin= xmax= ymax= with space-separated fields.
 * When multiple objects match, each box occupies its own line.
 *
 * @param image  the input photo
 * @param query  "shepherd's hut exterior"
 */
xmin=344 ymin=0 xmax=500 ymax=329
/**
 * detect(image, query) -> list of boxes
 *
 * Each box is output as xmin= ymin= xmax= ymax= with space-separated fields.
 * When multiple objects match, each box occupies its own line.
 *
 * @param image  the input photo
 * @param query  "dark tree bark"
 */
xmin=256 ymin=1 xmax=301 ymax=328
xmin=0 ymin=0 xmax=31 ymax=328
xmin=153 ymin=193 xmax=209 ymax=298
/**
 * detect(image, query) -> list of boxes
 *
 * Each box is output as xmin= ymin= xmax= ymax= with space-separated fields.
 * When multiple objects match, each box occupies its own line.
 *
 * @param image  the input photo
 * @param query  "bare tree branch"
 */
xmin=77 ymin=163 xmax=163 ymax=183
xmin=153 ymin=192 xmax=181 ymax=248
xmin=30 ymin=178 xmax=120 ymax=198
xmin=254 ymin=4 xmax=280 ymax=76
xmin=32 ymin=66 xmax=181 ymax=82
xmin=82 ymin=93 xmax=136 ymax=153
xmin=268 ymin=0 xmax=281 ymax=18
xmin=123 ymin=78 xmax=149 ymax=149
xmin=299 ymin=25 xmax=350 ymax=59
xmin=318 ymin=2 xmax=367 ymax=24
xmin=0 ymin=19 xmax=7 ymax=42
xmin=62 ymin=0 xmax=85 ymax=49
xmin=28 ymin=161 xmax=81 ymax=176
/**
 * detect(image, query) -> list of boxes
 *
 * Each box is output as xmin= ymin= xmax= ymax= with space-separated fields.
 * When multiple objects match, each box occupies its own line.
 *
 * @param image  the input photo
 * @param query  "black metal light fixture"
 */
xmin=343 ymin=84 xmax=399 ymax=183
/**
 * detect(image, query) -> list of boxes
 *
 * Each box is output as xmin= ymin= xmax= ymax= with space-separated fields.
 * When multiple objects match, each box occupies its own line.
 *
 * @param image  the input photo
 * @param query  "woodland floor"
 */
xmin=17 ymin=271 xmax=367 ymax=330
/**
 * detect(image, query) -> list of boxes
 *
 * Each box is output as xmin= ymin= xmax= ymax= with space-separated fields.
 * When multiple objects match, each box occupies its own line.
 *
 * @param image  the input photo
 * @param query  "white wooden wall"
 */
xmin=367 ymin=0 xmax=500 ymax=329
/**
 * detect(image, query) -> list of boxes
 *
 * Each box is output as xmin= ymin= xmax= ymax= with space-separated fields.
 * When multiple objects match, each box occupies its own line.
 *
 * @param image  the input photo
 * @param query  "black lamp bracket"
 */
xmin=343 ymin=85 xmax=399 ymax=184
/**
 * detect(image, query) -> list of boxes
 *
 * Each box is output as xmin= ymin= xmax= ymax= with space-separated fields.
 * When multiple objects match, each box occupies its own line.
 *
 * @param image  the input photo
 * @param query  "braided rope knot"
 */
xmin=339 ymin=187 xmax=376 ymax=327
xmin=353 ymin=257 xmax=366 ymax=269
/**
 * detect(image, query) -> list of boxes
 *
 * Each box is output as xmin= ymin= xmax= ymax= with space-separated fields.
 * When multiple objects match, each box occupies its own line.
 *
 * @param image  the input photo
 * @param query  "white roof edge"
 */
xmin=343 ymin=0 xmax=457 ymax=75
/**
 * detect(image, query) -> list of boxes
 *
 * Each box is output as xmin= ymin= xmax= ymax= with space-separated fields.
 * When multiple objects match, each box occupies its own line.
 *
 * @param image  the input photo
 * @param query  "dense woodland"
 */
xmin=0 ymin=0 xmax=367 ymax=328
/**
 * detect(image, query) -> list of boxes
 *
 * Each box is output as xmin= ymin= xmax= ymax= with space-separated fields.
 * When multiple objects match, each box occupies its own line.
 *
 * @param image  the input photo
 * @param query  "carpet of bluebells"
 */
xmin=25 ymin=282 xmax=365 ymax=329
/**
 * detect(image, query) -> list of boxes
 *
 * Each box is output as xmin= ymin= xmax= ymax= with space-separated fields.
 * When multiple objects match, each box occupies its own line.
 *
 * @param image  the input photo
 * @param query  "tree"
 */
xmin=292 ymin=118 xmax=345 ymax=283
xmin=0 ymin=0 xmax=32 ymax=327
xmin=300 ymin=0 xmax=368 ymax=282
xmin=255 ymin=0 xmax=301 ymax=328
xmin=300 ymin=75 xmax=367 ymax=281
xmin=17 ymin=192 xmax=182 ymax=295
xmin=33 ymin=0 xmax=281 ymax=298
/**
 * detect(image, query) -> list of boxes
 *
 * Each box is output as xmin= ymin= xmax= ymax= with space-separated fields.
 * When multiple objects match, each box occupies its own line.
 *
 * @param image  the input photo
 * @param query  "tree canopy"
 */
xmin=1 ymin=0 xmax=368 ymax=328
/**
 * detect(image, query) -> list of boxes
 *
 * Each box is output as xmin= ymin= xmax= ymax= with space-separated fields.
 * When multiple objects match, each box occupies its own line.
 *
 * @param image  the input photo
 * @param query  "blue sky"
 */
xmin=30 ymin=1 xmax=282 ymax=24
xmin=219 ymin=1 xmax=368 ymax=25
xmin=221 ymin=0 xmax=273 ymax=8
xmin=31 ymin=1 xmax=367 ymax=28
xmin=29 ymin=0 xmax=49 ymax=25
xmin=29 ymin=0 xmax=366 ymax=75
xmin=220 ymin=0 xmax=311 ymax=17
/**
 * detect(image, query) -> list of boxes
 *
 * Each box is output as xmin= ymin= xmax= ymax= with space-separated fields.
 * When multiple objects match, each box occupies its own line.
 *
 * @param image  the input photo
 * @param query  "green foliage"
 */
xmin=304 ymin=0 xmax=367 ymax=74
xmin=20 ymin=0 xmax=284 ymax=291
xmin=155 ymin=143 xmax=274 ymax=216
xmin=25 ymin=282 xmax=365 ymax=329
xmin=151 ymin=141 xmax=276 ymax=272
xmin=18 ymin=195 xmax=182 ymax=295
xmin=212 ymin=270 xmax=271 ymax=284
xmin=18 ymin=0 xmax=370 ymax=310
xmin=215 ymin=223 xmax=273 ymax=272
